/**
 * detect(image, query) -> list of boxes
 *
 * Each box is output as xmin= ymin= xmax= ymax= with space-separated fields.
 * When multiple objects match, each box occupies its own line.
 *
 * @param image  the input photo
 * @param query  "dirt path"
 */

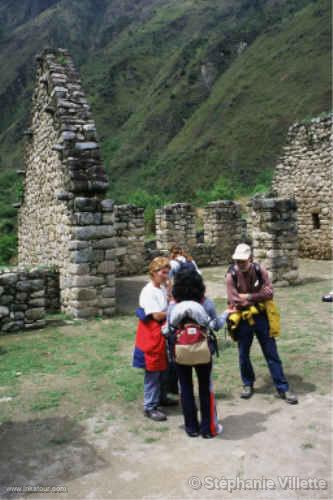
xmin=4 ymin=390 xmax=330 ymax=500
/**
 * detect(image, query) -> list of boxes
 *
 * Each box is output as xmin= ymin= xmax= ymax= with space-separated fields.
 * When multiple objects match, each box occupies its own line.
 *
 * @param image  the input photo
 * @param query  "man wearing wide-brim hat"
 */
xmin=226 ymin=243 xmax=298 ymax=404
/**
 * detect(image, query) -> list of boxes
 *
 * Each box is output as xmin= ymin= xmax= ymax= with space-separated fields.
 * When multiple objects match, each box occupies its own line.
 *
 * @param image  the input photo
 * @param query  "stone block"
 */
xmin=0 ymin=273 xmax=18 ymax=286
xmin=70 ymin=288 xmax=97 ymax=300
xmin=69 ymin=276 xmax=105 ymax=287
xmin=25 ymin=308 xmax=45 ymax=320
xmin=101 ymin=287 xmax=116 ymax=298
xmin=28 ymin=298 xmax=46 ymax=307
xmin=97 ymin=261 xmax=115 ymax=274
xmin=71 ymin=226 xmax=115 ymax=240
xmin=0 ymin=306 xmax=9 ymax=318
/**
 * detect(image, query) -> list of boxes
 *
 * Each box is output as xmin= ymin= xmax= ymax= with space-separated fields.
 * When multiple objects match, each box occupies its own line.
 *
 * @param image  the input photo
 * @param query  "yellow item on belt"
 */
xmin=228 ymin=300 xmax=280 ymax=338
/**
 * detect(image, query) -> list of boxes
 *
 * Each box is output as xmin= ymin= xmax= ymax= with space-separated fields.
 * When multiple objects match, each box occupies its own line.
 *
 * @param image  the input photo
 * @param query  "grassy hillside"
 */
xmin=99 ymin=0 xmax=330 ymax=199
xmin=0 ymin=0 xmax=330 ymax=263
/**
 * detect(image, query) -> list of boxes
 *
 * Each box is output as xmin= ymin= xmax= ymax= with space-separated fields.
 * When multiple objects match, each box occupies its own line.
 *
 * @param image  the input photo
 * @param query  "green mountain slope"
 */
xmin=0 ymin=0 xmax=330 ymax=263
xmin=98 ymin=0 xmax=330 ymax=199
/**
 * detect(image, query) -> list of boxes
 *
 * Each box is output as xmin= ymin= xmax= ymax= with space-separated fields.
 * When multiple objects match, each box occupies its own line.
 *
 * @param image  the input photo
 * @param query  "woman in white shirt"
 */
xmin=133 ymin=257 xmax=171 ymax=422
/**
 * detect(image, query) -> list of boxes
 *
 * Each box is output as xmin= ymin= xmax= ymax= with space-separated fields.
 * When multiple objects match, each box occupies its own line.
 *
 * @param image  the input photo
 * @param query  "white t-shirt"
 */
xmin=139 ymin=281 xmax=168 ymax=315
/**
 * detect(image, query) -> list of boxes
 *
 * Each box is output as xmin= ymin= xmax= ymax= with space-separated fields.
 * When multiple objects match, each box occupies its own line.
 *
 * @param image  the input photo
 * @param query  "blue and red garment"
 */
xmin=132 ymin=318 xmax=168 ymax=372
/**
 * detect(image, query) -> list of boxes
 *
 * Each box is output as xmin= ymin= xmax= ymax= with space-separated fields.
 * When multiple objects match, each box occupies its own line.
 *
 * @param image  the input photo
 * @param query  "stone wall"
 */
xmin=17 ymin=48 xmax=116 ymax=318
xmin=156 ymin=203 xmax=197 ymax=251
xmin=0 ymin=268 xmax=47 ymax=333
xmin=155 ymin=201 xmax=247 ymax=266
xmin=251 ymin=198 xmax=299 ymax=285
xmin=273 ymin=115 xmax=332 ymax=259
xmin=114 ymin=205 xmax=145 ymax=276
xmin=203 ymin=201 xmax=247 ymax=261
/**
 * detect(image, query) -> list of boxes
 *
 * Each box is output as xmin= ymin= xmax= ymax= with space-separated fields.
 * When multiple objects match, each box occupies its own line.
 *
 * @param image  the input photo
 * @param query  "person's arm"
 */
xmin=247 ymin=267 xmax=273 ymax=303
xmin=203 ymin=297 xmax=228 ymax=330
xmin=151 ymin=311 xmax=167 ymax=322
xmin=139 ymin=285 xmax=167 ymax=322
xmin=237 ymin=268 xmax=274 ymax=305
xmin=226 ymin=273 xmax=248 ymax=308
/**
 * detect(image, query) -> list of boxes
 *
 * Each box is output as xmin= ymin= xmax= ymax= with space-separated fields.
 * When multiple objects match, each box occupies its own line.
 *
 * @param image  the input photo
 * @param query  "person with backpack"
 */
xmin=165 ymin=269 xmax=229 ymax=438
xmin=169 ymin=245 xmax=201 ymax=280
xmin=226 ymin=243 xmax=298 ymax=404
xmin=132 ymin=257 xmax=177 ymax=422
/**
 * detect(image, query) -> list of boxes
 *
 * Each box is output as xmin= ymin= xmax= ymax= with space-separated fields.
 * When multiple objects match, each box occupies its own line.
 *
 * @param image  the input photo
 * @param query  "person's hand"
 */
xmin=238 ymin=293 xmax=248 ymax=301
xmin=226 ymin=306 xmax=236 ymax=314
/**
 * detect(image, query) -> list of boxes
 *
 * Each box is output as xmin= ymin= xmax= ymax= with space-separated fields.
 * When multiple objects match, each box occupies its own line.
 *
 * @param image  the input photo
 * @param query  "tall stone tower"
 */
xmin=18 ymin=48 xmax=116 ymax=318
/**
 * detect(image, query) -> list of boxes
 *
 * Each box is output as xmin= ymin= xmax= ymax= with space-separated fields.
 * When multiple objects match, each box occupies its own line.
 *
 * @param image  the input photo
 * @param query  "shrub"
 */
xmin=0 ymin=233 xmax=17 ymax=265
xmin=127 ymin=189 xmax=170 ymax=234
xmin=196 ymin=176 xmax=238 ymax=204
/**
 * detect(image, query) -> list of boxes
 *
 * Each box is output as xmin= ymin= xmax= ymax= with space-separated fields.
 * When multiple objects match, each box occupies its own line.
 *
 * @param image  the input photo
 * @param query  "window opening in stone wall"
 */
xmin=312 ymin=213 xmax=320 ymax=229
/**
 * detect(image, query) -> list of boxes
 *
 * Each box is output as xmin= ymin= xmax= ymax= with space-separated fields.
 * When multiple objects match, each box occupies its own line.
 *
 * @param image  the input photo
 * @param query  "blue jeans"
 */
xmin=236 ymin=312 xmax=289 ymax=392
xmin=144 ymin=370 xmax=167 ymax=411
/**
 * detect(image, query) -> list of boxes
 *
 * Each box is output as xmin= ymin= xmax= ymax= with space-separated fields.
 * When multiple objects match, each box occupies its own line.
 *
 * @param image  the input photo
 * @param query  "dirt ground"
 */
xmin=0 ymin=260 xmax=332 ymax=500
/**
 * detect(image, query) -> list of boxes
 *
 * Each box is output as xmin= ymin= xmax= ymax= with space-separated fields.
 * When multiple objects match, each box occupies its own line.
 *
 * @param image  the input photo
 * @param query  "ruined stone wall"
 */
xmin=154 ymin=201 xmax=247 ymax=266
xmin=0 ymin=268 xmax=44 ymax=333
xmin=251 ymin=198 xmax=299 ymax=285
xmin=156 ymin=203 xmax=196 ymax=251
xmin=17 ymin=49 xmax=116 ymax=318
xmin=203 ymin=201 xmax=247 ymax=262
xmin=114 ymin=205 xmax=145 ymax=276
xmin=273 ymin=115 xmax=332 ymax=259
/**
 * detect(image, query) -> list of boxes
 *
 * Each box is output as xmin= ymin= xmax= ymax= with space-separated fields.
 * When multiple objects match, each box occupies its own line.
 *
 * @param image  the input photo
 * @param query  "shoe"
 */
xmin=216 ymin=423 xmax=224 ymax=435
xmin=322 ymin=293 xmax=333 ymax=302
xmin=202 ymin=432 xmax=214 ymax=439
xmin=144 ymin=408 xmax=167 ymax=421
xmin=240 ymin=385 xmax=253 ymax=399
xmin=186 ymin=430 xmax=200 ymax=437
xmin=278 ymin=390 xmax=298 ymax=404
xmin=201 ymin=423 xmax=224 ymax=439
xmin=159 ymin=397 xmax=178 ymax=407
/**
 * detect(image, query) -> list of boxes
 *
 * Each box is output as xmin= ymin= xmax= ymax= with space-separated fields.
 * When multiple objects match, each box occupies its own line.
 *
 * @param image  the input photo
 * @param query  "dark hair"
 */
xmin=172 ymin=269 xmax=205 ymax=303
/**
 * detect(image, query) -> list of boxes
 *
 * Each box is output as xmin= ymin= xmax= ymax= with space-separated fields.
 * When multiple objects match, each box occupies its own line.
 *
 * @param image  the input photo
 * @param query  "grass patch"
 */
xmin=144 ymin=437 xmax=160 ymax=444
xmin=31 ymin=390 xmax=67 ymax=411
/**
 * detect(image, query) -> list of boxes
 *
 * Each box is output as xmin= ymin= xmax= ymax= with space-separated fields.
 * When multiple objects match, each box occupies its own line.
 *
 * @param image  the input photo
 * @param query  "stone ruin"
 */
xmin=2 ymin=47 xmax=321 ymax=334
xmin=155 ymin=201 xmax=247 ymax=266
xmin=17 ymin=48 xmax=116 ymax=321
xmin=273 ymin=114 xmax=332 ymax=260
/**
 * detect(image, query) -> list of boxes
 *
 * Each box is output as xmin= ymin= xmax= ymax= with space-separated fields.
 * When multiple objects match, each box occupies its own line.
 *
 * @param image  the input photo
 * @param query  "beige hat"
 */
xmin=232 ymin=243 xmax=251 ymax=260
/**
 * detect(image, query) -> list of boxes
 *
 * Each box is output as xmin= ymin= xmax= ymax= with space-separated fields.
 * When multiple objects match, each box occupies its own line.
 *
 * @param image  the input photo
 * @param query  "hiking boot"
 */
xmin=186 ymin=430 xmax=200 ymax=438
xmin=278 ymin=390 xmax=298 ymax=405
xmin=201 ymin=432 xmax=215 ymax=439
xmin=240 ymin=385 xmax=253 ymax=399
xmin=200 ymin=422 xmax=224 ymax=439
xmin=144 ymin=408 xmax=167 ymax=421
xmin=322 ymin=293 xmax=333 ymax=302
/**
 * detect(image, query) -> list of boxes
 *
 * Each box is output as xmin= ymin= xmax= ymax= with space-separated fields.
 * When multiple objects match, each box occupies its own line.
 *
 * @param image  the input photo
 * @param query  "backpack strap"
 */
xmin=227 ymin=264 xmax=238 ymax=289
xmin=253 ymin=262 xmax=263 ymax=289
xmin=227 ymin=262 xmax=263 ymax=291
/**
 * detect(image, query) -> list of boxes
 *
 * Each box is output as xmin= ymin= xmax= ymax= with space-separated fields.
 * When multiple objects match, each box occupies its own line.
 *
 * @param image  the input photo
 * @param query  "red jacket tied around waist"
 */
xmin=133 ymin=319 xmax=168 ymax=372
